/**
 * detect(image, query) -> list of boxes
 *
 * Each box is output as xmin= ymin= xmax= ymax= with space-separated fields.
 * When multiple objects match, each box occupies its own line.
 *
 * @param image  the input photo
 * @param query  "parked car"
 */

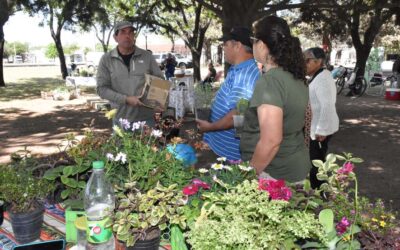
xmin=14 ymin=55 xmax=23 ymax=63
xmin=152 ymin=52 xmax=193 ymax=69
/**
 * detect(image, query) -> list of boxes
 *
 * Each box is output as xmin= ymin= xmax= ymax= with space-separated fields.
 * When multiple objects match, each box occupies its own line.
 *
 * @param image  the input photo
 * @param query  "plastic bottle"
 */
xmin=84 ymin=161 xmax=115 ymax=250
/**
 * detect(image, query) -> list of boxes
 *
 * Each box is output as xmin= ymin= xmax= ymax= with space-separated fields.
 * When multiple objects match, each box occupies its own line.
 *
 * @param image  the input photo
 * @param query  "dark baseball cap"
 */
xmin=305 ymin=47 xmax=326 ymax=60
xmin=219 ymin=26 xmax=252 ymax=47
xmin=114 ymin=21 xmax=136 ymax=35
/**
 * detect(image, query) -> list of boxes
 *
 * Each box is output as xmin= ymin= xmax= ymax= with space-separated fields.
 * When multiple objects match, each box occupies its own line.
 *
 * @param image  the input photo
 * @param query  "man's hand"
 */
xmin=196 ymin=119 xmax=213 ymax=132
xmin=126 ymin=96 xmax=143 ymax=106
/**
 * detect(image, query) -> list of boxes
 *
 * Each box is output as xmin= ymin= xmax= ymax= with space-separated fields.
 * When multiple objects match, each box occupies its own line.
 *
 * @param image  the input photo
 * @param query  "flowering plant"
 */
xmin=311 ymin=153 xmax=399 ymax=248
xmin=104 ymin=117 xmax=194 ymax=192
xmin=0 ymin=164 xmax=55 ymax=213
xmin=187 ymin=157 xmax=256 ymax=193
xmin=186 ymin=179 xmax=326 ymax=249
xmin=112 ymin=182 xmax=187 ymax=247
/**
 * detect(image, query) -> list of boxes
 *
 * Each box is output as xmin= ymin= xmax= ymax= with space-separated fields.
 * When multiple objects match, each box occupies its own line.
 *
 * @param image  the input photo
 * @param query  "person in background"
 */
xmin=304 ymin=47 xmax=339 ymax=189
xmin=240 ymin=16 xmax=310 ymax=183
xmin=196 ymin=27 xmax=260 ymax=161
xmin=392 ymin=56 xmax=400 ymax=83
xmin=96 ymin=21 xmax=163 ymax=125
xmin=201 ymin=62 xmax=217 ymax=87
xmin=163 ymin=53 xmax=177 ymax=80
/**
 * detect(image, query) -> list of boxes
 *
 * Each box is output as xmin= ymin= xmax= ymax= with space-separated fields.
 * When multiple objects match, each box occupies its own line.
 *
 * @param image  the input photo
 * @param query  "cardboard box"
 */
xmin=140 ymin=74 xmax=172 ymax=109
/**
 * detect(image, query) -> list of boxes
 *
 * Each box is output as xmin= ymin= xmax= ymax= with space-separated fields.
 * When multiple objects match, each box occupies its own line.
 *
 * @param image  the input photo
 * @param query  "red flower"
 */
xmin=182 ymin=179 xmax=211 ymax=196
xmin=182 ymin=184 xmax=199 ymax=196
xmin=258 ymin=179 xmax=292 ymax=201
xmin=192 ymin=179 xmax=211 ymax=190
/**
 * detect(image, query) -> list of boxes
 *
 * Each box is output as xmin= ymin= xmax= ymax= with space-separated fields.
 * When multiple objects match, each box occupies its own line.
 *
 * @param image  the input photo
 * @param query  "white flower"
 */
xmin=131 ymin=122 xmax=141 ymax=132
xmin=211 ymin=163 xmax=224 ymax=170
xmin=216 ymin=157 xmax=226 ymax=162
xmin=119 ymin=118 xmax=131 ymax=130
xmin=23 ymin=193 xmax=28 ymax=197
xmin=115 ymin=152 xmax=127 ymax=164
xmin=238 ymin=164 xmax=253 ymax=172
xmin=151 ymin=129 xmax=163 ymax=138
xmin=198 ymin=168 xmax=209 ymax=173
xmin=224 ymin=165 xmax=232 ymax=171
xmin=212 ymin=175 xmax=218 ymax=181
xmin=138 ymin=121 xmax=146 ymax=127
xmin=106 ymin=153 xmax=114 ymax=161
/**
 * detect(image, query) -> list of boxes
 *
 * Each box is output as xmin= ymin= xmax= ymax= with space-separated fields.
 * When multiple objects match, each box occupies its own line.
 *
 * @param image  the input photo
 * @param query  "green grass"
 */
xmin=0 ymin=77 xmax=96 ymax=102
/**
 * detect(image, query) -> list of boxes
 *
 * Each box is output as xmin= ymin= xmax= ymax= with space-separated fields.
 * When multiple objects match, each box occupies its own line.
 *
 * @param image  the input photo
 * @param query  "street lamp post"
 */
xmin=143 ymin=29 xmax=149 ymax=50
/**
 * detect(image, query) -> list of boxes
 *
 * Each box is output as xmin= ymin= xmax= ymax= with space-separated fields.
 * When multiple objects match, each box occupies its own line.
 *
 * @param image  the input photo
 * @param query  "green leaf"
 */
xmin=63 ymin=166 xmax=75 ymax=176
xmin=43 ymin=165 xmax=66 ymax=180
xmin=326 ymin=153 xmax=336 ymax=163
xmin=78 ymin=181 xmax=86 ymax=189
xmin=311 ymin=160 xmax=324 ymax=169
xmin=319 ymin=209 xmax=334 ymax=233
xmin=350 ymin=157 xmax=363 ymax=163
xmin=61 ymin=189 xmax=70 ymax=199
xmin=61 ymin=176 xmax=78 ymax=188
xmin=335 ymin=154 xmax=346 ymax=161
xmin=303 ymin=179 xmax=311 ymax=192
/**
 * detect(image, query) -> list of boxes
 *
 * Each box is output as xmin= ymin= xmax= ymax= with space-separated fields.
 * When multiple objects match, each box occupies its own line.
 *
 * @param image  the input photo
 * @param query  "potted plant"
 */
xmin=186 ymin=178 xmax=329 ymax=249
xmin=194 ymin=84 xmax=214 ymax=121
xmin=112 ymin=182 xmax=187 ymax=249
xmin=0 ymin=165 xmax=55 ymax=243
xmin=105 ymin=119 xmax=195 ymax=191
xmin=233 ymin=98 xmax=249 ymax=137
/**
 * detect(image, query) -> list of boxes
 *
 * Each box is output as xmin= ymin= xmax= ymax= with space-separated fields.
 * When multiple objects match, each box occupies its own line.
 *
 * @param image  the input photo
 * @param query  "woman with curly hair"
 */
xmin=240 ymin=15 xmax=311 ymax=183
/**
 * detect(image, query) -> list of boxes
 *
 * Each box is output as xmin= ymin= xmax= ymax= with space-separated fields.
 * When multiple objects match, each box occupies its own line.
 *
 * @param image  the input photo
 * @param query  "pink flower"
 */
xmin=191 ymin=179 xmax=211 ymax=190
xmin=182 ymin=184 xmax=199 ymax=196
xmin=336 ymin=217 xmax=351 ymax=235
xmin=337 ymin=162 xmax=354 ymax=175
xmin=258 ymin=179 xmax=292 ymax=201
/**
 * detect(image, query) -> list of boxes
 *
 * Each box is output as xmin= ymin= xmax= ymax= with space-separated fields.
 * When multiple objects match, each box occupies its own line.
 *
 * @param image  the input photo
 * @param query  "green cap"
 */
xmin=92 ymin=161 xmax=105 ymax=169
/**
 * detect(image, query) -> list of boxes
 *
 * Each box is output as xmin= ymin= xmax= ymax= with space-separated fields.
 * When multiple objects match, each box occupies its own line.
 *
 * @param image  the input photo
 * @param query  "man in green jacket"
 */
xmin=96 ymin=21 xmax=163 ymax=125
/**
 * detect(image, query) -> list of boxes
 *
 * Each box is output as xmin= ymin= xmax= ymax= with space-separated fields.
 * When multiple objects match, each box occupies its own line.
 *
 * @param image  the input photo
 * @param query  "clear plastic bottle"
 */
xmin=84 ymin=161 xmax=115 ymax=250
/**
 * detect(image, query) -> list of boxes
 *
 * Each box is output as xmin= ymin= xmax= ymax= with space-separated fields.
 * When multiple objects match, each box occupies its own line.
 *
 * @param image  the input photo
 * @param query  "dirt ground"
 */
xmin=0 ymin=71 xmax=399 ymax=211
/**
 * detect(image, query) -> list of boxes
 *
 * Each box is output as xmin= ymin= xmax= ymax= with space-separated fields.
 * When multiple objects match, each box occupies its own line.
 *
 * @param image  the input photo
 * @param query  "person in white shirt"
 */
xmin=304 ymin=47 xmax=339 ymax=189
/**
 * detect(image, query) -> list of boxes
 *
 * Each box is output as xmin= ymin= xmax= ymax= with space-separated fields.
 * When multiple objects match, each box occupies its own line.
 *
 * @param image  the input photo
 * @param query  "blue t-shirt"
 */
xmin=204 ymin=59 xmax=260 ymax=160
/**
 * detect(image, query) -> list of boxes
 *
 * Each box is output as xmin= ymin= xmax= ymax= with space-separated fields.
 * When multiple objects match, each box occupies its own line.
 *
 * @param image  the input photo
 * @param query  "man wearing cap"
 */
xmin=304 ymin=47 xmax=339 ymax=189
xmin=196 ymin=26 xmax=260 ymax=161
xmin=96 ymin=21 xmax=163 ymax=124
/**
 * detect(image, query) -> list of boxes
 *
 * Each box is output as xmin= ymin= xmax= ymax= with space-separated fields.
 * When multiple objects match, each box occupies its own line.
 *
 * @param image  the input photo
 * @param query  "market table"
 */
xmin=0 ymin=204 xmax=170 ymax=250
xmin=0 ymin=203 xmax=65 ymax=250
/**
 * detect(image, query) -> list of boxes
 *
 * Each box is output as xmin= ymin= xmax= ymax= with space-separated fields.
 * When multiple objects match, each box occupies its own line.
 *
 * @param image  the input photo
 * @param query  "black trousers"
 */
xmin=309 ymin=135 xmax=332 ymax=189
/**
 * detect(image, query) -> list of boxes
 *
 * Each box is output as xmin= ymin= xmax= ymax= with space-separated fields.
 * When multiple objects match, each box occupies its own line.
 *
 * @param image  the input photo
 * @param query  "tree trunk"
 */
xmin=0 ymin=39 xmax=5 ymax=87
xmin=354 ymin=45 xmax=371 ymax=79
xmin=217 ymin=44 xmax=223 ymax=65
xmin=191 ymin=49 xmax=201 ymax=82
xmin=204 ymin=38 xmax=212 ymax=65
xmin=53 ymin=36 xmax=68 ymax=79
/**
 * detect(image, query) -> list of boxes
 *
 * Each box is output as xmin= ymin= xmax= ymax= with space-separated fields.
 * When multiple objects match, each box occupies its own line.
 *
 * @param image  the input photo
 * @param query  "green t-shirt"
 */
xmin=240 ymin=67 xmax=311 ymax=182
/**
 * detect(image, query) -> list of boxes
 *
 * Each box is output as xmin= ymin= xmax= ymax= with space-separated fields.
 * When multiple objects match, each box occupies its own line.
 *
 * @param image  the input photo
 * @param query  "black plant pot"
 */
xmin=126 ymin=236 xmax=161 ymax=250
xmin=8 ymin=202 xmax=44 ymax=244
xmin=196 ymin=108 xmax=211 ymax=121
xmin=125 ymin=228 xmax=161 ymax=250
xmin=0 ymin=200 xmax=4 ymax=226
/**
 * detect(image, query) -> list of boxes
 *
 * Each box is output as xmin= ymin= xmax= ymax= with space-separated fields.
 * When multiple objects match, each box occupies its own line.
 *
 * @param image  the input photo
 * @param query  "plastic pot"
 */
xmin=8 ymin=202 xmax=44 ymax=244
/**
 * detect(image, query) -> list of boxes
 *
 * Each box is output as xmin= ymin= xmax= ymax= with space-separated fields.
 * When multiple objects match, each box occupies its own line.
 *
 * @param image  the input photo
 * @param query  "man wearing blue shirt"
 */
xmin=196 ymin=27 xmax=260 ymax=161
